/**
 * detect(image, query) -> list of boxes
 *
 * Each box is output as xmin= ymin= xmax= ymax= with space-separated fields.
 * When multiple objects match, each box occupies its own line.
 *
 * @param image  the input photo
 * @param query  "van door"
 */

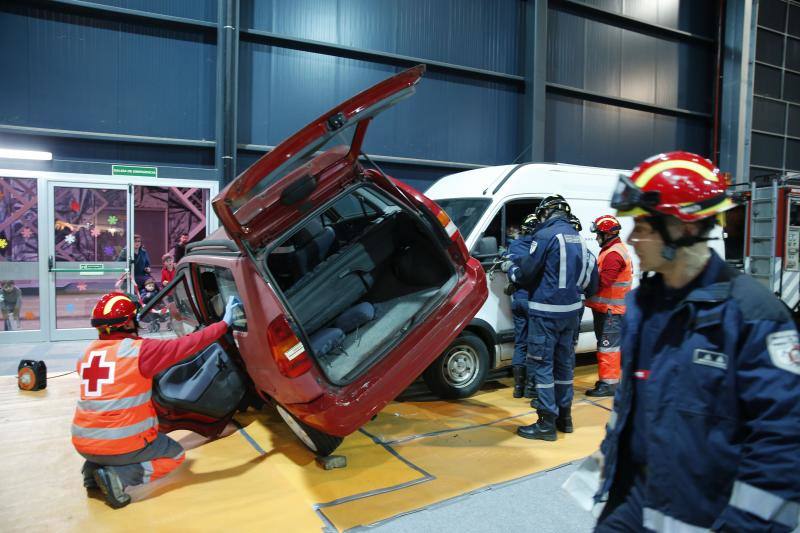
xmin=138 ymin=269 xmax=247 ymax=438
xmin=471 ymin=197 xmax=541 ymax=362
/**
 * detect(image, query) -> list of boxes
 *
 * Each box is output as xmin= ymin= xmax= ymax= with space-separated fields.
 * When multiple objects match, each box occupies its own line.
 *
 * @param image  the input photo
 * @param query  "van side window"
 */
xmin=197 ymin=266 xmax=247 ymax=330
xmin=481 ymin=198 xmax=541 ymax=253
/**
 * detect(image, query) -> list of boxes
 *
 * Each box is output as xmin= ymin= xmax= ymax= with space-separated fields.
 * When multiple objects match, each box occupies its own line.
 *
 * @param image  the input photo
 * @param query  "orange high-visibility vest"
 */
xmin=72 ymin=338 xmax=158 ymax=456
xmin=586 ymin=242 xmax=633 ymax=314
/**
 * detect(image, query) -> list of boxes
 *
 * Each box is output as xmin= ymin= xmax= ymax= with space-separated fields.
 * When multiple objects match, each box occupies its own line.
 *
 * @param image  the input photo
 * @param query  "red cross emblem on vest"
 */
xmin=80 ymin=351 xmax=116 ymax=397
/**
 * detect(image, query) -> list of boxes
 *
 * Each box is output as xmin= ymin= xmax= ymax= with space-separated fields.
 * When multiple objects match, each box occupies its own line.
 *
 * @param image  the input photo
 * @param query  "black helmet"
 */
xmin=521 ymin=213 xmax=539 ymax=233
xmin=536 ymin=195 xmax=571 ymax=220
xmin=568 ymin=213 xmax=582 ymax=232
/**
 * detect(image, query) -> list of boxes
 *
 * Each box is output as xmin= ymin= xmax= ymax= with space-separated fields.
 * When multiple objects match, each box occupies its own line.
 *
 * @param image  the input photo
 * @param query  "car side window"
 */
xmin=138 ymin=270 xmax=201 ymax=338
xmin=197 ymin=266 xmax=247 ymax=330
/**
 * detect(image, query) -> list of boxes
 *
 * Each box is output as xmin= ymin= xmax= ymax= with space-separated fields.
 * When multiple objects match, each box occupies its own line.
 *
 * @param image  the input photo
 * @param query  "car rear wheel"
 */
xmin=423 ymin=331 xmax=489 ymax=399
xmin=275 ymin=404 xmax=343 ymax=456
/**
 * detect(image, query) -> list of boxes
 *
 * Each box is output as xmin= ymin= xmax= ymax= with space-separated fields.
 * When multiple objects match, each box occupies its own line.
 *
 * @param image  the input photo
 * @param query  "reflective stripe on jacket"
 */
xmin=586 ymin=242 xmax=632 ymax=314
xmin=72 ymin=338 xmax=158 ymax=455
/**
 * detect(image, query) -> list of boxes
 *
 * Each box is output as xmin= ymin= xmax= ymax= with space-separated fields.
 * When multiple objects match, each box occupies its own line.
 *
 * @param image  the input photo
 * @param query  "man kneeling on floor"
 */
xmin=71 ymin=292 xmax=242 ymax=509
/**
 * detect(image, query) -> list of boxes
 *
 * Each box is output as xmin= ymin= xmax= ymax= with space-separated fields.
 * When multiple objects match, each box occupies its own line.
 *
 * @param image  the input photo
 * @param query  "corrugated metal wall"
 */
xmin=0 ymin=0 xmax=723 ymax=189
xmin=749 ymin=0 xmax=800 ymax=180
xmin=544 ymin=0 xmax=718 ymax=170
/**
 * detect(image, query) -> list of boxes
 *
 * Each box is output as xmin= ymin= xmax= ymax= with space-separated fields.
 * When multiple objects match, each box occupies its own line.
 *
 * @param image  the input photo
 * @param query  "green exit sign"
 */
xmin=112 ymin=165 xmax=158 ymax=178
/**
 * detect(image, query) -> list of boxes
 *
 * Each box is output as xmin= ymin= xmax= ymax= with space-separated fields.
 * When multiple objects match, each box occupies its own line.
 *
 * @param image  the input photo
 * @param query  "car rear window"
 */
xmin=434 ymin=198 xmax=491 ymax=238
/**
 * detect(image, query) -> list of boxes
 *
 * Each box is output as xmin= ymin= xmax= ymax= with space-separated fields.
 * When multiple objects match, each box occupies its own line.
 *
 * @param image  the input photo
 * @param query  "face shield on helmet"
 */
xmin=521 ymin=213 xmax=539 ymax=233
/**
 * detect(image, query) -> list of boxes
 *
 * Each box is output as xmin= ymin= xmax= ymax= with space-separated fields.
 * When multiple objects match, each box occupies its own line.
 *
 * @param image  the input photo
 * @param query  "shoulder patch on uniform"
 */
xmin=563 ymin=234 xmax=582 ymax=244
xmin=766 ymin=330 xmax=800 ymax=375
xmin=692 ymin=348 xmax=728 ymax=370
xmin=529 ymin=241 xmax=538 ymax=254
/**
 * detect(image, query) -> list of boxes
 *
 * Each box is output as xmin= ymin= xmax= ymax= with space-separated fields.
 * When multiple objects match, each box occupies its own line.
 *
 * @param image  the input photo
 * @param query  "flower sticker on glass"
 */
xmin=64 ymin=234 xmax=76 ymax=245
xmin=104 ymin=245 xmax=115 ymax=257
xmin=66 ymin=303 xmax=75 ymax=313
xmin=107 ymin=215 xmax=118 ymax=226
xmin=76 ymin=282 xmax=87 ymax=292
xmin=0 ymin=238 xmax=7 ymax=249
xmin=70 ymin=200 xmax=80 ymax=212
xmin=24 ymin=311 xmax=34 ymax=320
xmin=90 ymin=227 xmax=101 ymax=238
xmin=20 ymin=227 xmax=33 ymax=239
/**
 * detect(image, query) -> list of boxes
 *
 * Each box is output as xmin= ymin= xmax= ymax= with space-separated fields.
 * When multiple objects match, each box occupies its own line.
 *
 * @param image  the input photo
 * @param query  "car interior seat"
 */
xmin=292 ymin=218 xmax=336 ymax=277
xmin=199 ymin=271 xmax=224 ymax=320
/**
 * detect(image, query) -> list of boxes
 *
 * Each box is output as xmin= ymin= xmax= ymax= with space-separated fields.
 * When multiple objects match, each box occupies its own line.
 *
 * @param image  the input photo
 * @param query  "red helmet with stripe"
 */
xmin=611 ymin=151 xmax=735 ymax=222
xmin=590 ymin=215 xmax=621 ymax=235
xmin=91 ymin=293 xmax=138 ymax=329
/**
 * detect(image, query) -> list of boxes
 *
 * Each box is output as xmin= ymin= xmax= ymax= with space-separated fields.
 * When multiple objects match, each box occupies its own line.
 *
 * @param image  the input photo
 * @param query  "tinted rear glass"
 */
xmin=434 ymin=198 xmax=491 ymax=238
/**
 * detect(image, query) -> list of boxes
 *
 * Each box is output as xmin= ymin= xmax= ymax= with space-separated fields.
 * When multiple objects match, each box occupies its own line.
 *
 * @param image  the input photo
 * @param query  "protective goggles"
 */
xmin=610 ymin=174 xmax=661 ymax=214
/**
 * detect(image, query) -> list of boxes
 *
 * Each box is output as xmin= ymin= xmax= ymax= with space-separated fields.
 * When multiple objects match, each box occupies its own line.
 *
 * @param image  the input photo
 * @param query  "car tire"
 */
xmin=275 ymin=404 xmax=343 ymax=457
xmin=423 ymin=331 xmax=489 ymax=399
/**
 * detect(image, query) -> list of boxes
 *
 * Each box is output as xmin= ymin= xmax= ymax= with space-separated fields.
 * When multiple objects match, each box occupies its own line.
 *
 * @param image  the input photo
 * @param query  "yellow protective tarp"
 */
xmin=0 ymin=364 xmax=609 ymax=532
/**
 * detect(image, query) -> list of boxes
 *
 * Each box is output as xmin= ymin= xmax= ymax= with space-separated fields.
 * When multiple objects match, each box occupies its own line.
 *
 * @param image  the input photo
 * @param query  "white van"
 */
xmin=420 ymin=162 xmax=724 ymax=398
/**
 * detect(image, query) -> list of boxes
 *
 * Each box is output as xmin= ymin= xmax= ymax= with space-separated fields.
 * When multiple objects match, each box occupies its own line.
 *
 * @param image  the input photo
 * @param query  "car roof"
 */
xmin=184 ymin=227 xmax=242 ymax=258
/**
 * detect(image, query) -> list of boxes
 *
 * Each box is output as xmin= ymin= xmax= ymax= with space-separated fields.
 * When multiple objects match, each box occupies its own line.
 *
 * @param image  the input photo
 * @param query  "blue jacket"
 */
xmin=597 ymin=252 xmax=800 ymax=532
xmin=509 ymin=216 xmax=585 ymax=318
xmin=506 ymin=234 xmax=534 ymax=301
xmin=581 ymin=248 xmax=599 ymax=299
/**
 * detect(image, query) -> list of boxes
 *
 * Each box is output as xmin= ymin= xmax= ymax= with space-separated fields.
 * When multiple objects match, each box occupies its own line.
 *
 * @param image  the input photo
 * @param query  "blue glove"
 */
xmin=500 ymin=260 xmax=514 ymax=273
xmin=222 ymin=296 xmax=242 ymax=326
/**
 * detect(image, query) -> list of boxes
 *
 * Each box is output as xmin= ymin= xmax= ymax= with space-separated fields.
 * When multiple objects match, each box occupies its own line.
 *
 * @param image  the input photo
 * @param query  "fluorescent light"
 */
xmin=0 ymin=148 xmax=53 ymax=161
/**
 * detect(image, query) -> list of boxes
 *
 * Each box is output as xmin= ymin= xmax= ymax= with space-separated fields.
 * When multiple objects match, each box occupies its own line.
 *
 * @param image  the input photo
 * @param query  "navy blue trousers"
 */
xmin=527 ymin=314 xmax=578 ymax=416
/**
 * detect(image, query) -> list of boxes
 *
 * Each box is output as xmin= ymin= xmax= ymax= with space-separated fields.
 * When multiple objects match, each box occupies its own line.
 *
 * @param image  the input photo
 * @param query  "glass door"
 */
xmin=47 ymin=182 xmax=132 ymax=341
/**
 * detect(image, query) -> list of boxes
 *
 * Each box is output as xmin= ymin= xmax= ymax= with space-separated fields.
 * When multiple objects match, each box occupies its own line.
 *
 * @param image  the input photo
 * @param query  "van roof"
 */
xmin=425 ymin=163 xmax=627 ymax=200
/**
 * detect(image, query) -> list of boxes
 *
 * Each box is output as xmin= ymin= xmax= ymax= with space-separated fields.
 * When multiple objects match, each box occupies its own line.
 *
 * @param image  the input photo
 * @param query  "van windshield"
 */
xmin=434 ymin=198 xmax=491 ymax=238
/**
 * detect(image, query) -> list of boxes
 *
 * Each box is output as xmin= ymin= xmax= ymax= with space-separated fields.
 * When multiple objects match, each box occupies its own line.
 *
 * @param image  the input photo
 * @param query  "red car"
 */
xmin=140 ymin=66 xmax=487 ymax=455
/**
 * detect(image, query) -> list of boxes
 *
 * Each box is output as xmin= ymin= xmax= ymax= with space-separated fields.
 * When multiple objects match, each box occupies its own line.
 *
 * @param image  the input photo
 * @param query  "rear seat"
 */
xmin=285 ymin=215 xmax=396 ymax=336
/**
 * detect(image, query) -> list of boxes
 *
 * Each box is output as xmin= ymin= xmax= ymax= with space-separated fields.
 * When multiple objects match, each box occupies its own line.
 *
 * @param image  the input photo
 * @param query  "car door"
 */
xmin=138 ymin=268 xmax=247 ymax=438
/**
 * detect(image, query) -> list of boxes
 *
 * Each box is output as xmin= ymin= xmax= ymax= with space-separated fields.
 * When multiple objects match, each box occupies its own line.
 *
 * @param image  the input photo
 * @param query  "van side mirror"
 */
xmin=472 ymin=236 xmax=499 ymax=267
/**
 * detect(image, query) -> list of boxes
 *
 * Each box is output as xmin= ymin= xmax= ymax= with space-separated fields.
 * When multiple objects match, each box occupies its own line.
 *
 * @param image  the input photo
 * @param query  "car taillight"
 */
xmin=434 ymin=206 xmax=470 ymax=261
xmin=267 ymin=315 xmax=312 ymax=378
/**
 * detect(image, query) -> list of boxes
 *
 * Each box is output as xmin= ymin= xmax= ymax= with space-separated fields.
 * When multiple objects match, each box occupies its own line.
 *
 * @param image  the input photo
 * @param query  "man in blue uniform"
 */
xmin=594 ymin=152 xmax=800 ymax=532
xmin=505 ymin=214 xmax=540 ymax=399
xmin=502 ymin=195 xmax=586 ymax=440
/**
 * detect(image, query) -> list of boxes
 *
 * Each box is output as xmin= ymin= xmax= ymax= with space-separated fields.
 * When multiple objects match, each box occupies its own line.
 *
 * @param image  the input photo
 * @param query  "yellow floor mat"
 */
xmin=0 ymin=365 xmax=609 ymax=532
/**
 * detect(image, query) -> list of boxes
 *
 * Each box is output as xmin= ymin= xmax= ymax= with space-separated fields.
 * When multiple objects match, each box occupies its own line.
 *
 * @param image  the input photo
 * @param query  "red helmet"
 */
xmin=91 ymin=293 xmax=138 ymax=329
xmin=590 ymin=215 xmax=621 ymax=235
xmin=611 ymin=151 xmax=735 ymax=222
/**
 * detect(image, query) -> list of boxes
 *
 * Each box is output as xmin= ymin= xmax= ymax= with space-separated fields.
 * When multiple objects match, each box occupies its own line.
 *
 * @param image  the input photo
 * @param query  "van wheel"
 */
xmin=423 ymin=332 xmax=489 ymax=399
xmin=275 ymin=404 xmax=343 ymax=456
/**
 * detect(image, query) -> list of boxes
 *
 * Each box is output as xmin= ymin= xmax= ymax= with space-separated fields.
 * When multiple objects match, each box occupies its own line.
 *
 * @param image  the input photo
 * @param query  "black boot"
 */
xmin=517 ymin=410 xmax=557 ymax=441
xmin=82 ymin=462 xmax=99 ymax=491
xmin=512 ymin=366 xmax=526 ymax=398
xmin=524 ymin=376 xmax=538 ymax=400
xmin=586 ymin=381 xmax=616 ymax=397
xmin=556 ymin=406 xmax=573 ymax=433
xmin=93 ymin=468 xmax=131 ymax=509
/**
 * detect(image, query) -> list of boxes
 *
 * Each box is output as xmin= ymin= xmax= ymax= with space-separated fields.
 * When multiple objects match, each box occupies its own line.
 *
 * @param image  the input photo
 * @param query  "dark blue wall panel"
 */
xmin=241 ymin=0 xmax=524 ymax=75
xmin=548 ymin=9 xmax=712 ymax=113
xmin=0 ymin=4 xmax=216 ymax=140
xmin=545 ymin=93 xmax=709 ymax=169
xmin=85 ymin=0 xmax=217 ymax=22
xmin=238 ymin=44 xmax=520 ymax=166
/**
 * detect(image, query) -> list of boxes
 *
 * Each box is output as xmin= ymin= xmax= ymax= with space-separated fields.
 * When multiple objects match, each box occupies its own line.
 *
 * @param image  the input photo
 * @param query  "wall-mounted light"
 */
xmin=0 ymin=148 xmax=53 ymax=161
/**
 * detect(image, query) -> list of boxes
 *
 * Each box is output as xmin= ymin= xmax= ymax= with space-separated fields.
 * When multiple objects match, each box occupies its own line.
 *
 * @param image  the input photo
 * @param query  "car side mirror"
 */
xmin=472 ymin=236 xmax=499 ymax=267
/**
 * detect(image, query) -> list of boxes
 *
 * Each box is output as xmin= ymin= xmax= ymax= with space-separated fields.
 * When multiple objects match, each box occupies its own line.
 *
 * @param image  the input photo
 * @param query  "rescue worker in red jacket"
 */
xmin=585 ymin=215 xmax=633 ymax=397
xmin=72 ymin=292 xmax=242 ymax=509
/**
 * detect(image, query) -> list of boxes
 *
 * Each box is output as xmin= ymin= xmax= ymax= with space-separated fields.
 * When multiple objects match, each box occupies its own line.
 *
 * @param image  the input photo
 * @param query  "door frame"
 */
xmin=0 ymin=168 xmax=219 ymax=345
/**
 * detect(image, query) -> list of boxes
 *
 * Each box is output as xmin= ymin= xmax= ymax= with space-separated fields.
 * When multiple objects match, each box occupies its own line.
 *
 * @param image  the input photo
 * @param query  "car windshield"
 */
xmin=434 ymin=198 xmax=491 ymax=238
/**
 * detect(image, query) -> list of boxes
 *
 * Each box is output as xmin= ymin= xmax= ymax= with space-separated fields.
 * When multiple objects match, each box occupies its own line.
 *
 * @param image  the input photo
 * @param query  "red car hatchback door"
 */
xmin=213 ymin=65 xmax=425 ymax=251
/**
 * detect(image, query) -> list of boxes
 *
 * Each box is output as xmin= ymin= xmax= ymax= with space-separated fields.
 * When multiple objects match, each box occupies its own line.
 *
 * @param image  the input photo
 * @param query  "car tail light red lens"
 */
xmin=267 ymin=315 xmax=312 ymax=378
